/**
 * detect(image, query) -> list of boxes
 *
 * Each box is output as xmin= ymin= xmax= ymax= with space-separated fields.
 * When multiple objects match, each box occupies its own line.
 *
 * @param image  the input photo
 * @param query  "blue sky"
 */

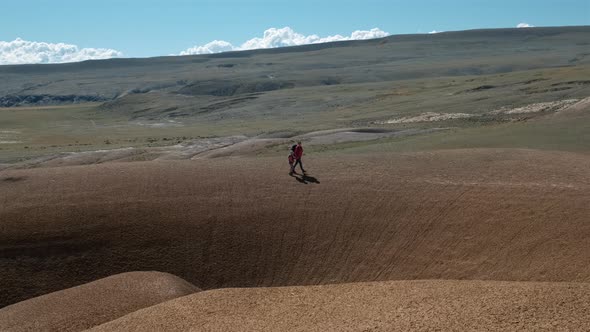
xmin=1 ymin=0 xmax=589 ymax=59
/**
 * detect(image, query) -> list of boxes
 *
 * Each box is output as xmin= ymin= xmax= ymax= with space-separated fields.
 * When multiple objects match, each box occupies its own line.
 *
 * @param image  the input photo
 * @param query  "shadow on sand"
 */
xmin=292 ymin=173 xmax=320 ymax=184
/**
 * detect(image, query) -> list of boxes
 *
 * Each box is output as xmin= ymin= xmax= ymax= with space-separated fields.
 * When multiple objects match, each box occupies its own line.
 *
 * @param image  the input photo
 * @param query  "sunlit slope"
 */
xmin=0 ymin=272 xmax=199 ymax=332
xmin=316 ymin=97 xmax=589 ymax=155
xmin=87 ymin=280 xmax=590 ymax=332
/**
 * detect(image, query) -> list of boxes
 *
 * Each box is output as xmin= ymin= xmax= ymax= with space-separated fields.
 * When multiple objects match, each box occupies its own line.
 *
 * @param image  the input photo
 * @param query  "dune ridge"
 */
xmin=0 ymin=271 xmax=199 ymax=332
xmin=86 ymin=279 xmax=590 ymax=331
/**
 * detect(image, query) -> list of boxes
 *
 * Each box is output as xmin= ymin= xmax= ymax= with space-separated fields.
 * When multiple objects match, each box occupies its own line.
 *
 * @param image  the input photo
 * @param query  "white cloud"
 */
xmin=0 ymin=38 xmax=122 ymax=65
xmin=349 ymin=28 xmax=389 ymax=40
xmin=428 ymin=30 xmax=441 ymax=34
xmin=180 ymin=27 xmax=390 ymax=55
xmin=179 ymin=40 xmax=234 ymax=55
xmin=517 ymin=23 xmax=534 ymax=28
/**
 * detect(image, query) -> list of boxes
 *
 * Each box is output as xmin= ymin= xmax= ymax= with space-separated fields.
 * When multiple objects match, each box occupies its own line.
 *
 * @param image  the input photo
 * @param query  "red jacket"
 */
xmin=293 ymin=145 xmax=303 ymax=160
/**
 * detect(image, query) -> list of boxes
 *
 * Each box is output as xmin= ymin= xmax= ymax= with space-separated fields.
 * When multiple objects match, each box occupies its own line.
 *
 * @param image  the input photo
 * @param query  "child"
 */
xmin=288 ymin=144 xmax=296 ymax=174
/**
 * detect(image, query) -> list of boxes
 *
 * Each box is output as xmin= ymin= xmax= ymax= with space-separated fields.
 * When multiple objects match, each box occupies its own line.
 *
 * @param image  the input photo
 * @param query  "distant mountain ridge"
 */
xmin=1 ymin=26 xmax=588 ymax=107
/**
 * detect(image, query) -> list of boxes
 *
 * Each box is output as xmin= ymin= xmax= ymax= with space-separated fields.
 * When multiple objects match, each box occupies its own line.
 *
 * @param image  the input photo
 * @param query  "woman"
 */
xmin=289 ymin=141 xmax=306 ymax=175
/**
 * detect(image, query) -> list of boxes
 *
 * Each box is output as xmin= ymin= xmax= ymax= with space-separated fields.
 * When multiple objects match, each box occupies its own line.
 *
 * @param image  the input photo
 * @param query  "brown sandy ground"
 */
xmin=87 ymin=279 xmax=590 ymax=332
xmin=1 ymin=148 xmax=589 ymax=308
xmin=0 ymin=271 xmax=199 ymax=332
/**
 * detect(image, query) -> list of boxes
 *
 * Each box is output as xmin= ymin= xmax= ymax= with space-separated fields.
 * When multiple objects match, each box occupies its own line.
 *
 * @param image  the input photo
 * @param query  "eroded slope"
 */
xmin=1 ymin=149 xmax=589 ymax=307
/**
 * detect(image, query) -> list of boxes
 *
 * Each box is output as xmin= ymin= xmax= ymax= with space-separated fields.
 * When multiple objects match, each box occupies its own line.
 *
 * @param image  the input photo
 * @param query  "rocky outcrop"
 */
xmin=0 ymin=94 xmax=107 ymax=107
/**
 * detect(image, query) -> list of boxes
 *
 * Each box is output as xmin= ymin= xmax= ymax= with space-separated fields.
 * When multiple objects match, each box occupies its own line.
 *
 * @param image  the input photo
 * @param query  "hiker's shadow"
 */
xmin=293 ymin=174 xmax=320 ymax=184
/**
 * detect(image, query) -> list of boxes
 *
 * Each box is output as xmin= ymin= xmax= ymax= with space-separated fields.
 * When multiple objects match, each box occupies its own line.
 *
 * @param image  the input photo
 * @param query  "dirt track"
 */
xmin=1 ymin=148 xmax=589 ymax=308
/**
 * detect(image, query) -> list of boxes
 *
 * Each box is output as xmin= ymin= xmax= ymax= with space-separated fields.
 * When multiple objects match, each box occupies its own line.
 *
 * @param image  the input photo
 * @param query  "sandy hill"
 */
xmin=0 ymin=271 xmax=198 ymax=332
xmin=86 ymin=279 xmax=590 ymax=331
xmin=1 ymin=148 xmax=589 ymax=309
xmin=1 ymin=24 xmax=589 ymax=332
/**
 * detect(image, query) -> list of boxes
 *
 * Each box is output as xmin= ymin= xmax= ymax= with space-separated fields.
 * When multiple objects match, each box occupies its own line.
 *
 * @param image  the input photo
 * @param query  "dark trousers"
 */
xmin=291 ymin=158 xmax=304 ymax=172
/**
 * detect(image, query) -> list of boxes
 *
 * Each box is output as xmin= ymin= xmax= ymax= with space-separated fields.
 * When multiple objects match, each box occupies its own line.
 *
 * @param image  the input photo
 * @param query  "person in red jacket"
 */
xmin=290 ymin=141 xmax=306 ymax=175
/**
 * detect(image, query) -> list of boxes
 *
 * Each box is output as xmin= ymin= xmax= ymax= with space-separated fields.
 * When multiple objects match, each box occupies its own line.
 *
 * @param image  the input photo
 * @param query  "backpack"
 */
xmin=291 ymin=144 xmax=297 ymax=152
